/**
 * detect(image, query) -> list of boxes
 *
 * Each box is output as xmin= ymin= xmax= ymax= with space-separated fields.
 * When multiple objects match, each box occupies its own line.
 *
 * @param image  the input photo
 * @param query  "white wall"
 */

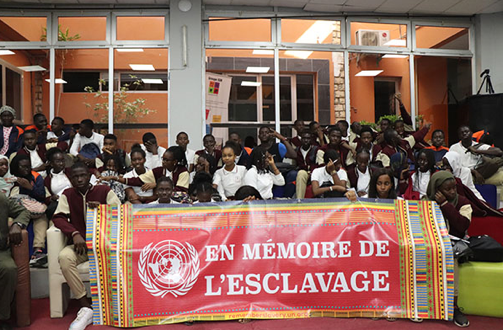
xmin=168 ymin=0 xmax=204 ymax=150
xmin=475 ymin=12 xmax=503 ymax=94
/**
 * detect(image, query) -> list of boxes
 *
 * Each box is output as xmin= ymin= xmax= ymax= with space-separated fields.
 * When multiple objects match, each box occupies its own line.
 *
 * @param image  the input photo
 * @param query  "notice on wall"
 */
xmin=205 ymin=73 xmax=232 ymax=124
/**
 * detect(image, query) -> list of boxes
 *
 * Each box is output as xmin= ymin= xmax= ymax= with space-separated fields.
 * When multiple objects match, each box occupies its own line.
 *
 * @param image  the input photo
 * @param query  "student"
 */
xmin=336 ymin=120 xmax=350 ymax=141
xmin=425 ymin=171 xmax=470 ymax=327
xmin=349 ymin=121 xmax=362 ymax=143
xmin=99 ymin=154 xmax=126 ymax=203
xmin=234 ymin=185 xmax=263 ymax=201
xmin=123 ymin=148 xmax=156 ymax=204
xmin=289 ymin=119 xmax=305 ymax=147
xmin=294 ymin=130 xmax=319 ymax=199
xmin=190 ymin=153 xmax=211 ymax=184
xmin=309 ymin=121 xmax=328 ymax=147
xmin=347 ymin=148 xmax=372 ymax=198
xmin=149 ymin=177 xmax=177 ymax=204
xmin=53 ymin=162 xmax=121 ymax=330
xmin=138 ymin=132 xmax=166 ymax=170
xmin=189 ymin=172 xmax=220 ymax=203
xmin=368 ymin=168 xmax=398 ymax=200
xmin=70 ymin=119 xmax=105 ymax=166
xmin=425 ymin=129 xmax=450 ymax=165
xmin=443 ymin=151 xmax=485 ymax=201
xmin=193 ymin=181 xmax=217 ymax=203
xmin=0 ymin=155 xmax=15 ymax=196
xmin=25 ymin=113 xmax=50 ymax=144
xmin=176 ymin=131 xmax=196 ymax=172
xmin=95 ymin=134 xmax=128 ymax=174
xmin=316 ymin=127 xmax=349 ymax=168
xmin=0 ymin=105 xmax=24 ymax=157
xmin=194 ymin=134 xmax=222 ymax=175
xmin=119 ymin=146 xmax=190 ymax=193
xmin=243 ymin=149 xmax=285 ymax=200
xmin=375 ymin=118 xmax=392 ymax=145
xmin=213 ymin=144 xmax=247 ymax=201
xmin=311 ymin=149 xmax=348 ymax=198
xmin=0 ymin=191 xmax=30 ymax=330
xmin=10 ymin=154 xmax=49 ymax=265
xmin=44 ymin=148 xmax=73 ymax=219
xmin=228 ymin=132 xmax=252 ymax=166
xmin=345 ymin=125 xmax=380 ymax=166
xmin=47 ymin=116 xmax=73 ymax=145
xmin=399 ymin=149 xmax=436 ymax=200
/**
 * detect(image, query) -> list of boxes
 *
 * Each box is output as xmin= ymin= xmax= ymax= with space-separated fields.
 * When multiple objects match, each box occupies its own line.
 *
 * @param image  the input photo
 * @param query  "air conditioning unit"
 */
xmin=355 ymin=30 xmax=390 ymax=46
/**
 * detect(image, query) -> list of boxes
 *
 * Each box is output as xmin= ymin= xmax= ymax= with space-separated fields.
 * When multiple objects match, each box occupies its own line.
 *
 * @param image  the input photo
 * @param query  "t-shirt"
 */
xmin=213 ymin=165 xmax=247 ymax=200
xmin=124 ymin=169 xmax=154 ymax=197
xmin=69 ymin=132 xmax=104 ymax=156
xmin=311 ymin=167 xmax=348 ymax=187
xmin=450 ymin=141 xmax=490 ymax=170
xmin=243 ymin=166 xmax=285 ymax=200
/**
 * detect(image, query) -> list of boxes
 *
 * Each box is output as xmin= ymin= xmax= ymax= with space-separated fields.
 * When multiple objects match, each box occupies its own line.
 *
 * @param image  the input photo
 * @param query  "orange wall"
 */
xmin=0 ymin=17 xmax=46 ymax=42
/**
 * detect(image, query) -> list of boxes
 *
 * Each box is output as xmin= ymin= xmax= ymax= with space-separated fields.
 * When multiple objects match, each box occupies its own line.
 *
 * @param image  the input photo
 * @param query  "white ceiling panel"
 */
xmin=443 ymin=0 xmax=498 ymax=15
xmin=375 ymin=0 xmax=424 ymax=12
xmin=410 ymin=0 xmax=460 ymax=13
xmin=308 ymin=0 xmax=345 ymax=5
xmin=479 ymin=0 xmax=503 ymax=13
xmin=230 ymin=0 xmax=271 ymax=5
xmin=204 ymin=0 xmax=232 ymax=5
xmin=303 ymin=3 xmax=344 ymax=12
xmin=271 ymin=0 xmax=306 ymax=8
xmin=344 ymin=0 xmax=386 ymax=7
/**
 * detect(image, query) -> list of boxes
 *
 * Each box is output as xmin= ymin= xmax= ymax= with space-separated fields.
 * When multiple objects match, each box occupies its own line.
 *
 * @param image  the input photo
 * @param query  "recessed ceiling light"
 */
xmin=241 ymin=81 xmax=261 ymax=87
xmin=355 ymin=70 xmax=383 ymax=77
xmin=0 ymin=50 xmax=15 ymax=56
xmin=129 ymin=64 xmax=155 ymax=71
xmin=18 ymin=65 xmax=47 ymax=72
xmin=384 ymin=39 xmax=406 ymax=47
xmin=252 ymin=50 xmax=274 ymax=55
xmin=246 ymin=66 xmax=270 ymax=73
xmin=117 ymin=48 xmax=144 ymax=52
xmin=141 ymin=78 xmax=164 ymax=84
xmin=45 ymin=79 xmax=67 ymax=84
xmin=383 ymin=54 xmax=408 ymax=59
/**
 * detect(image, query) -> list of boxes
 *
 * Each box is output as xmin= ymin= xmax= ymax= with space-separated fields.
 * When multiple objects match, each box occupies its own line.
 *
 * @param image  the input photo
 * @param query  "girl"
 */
xmin=44 ymin=148 xmax=72 ymax=219
xmin=311 ymin=149 xmax=348 ymax=198
xmin=123 ymin=148 xmax=156 ymax=204
xmin=368 ymin=168 xmax=398 ymax=200
xmin=0 ymin=155 xmax=15 ymax=196
xmin=100 ymin=154 xmax=125 ymax=203
xmin=10 ymin=154 xmax=48 ymax=264
xmin=213 ymin=144 xmax=247 ymax=201
xmin=443 ymin=151 xmax=485 ymax=201
xmin=243 ymin=149 xmax=284 ymax=200
xmin=150 ymin=177 xmax=177 ymax=204
xmin=189 ymin=172 xmax=221 ymax=203
xmin=190 ymin=153 xmax=211 ymax=184
xmin=194 ymin=134 xmax=222 ymax=175
xmin=347 ymin=148 xmax=372 ymax=198
xmin=425 ymin=171 xmax=470 ymax=327
xmin=193 ymin=181 xmax=216 ymax=203
xmin=400 ymin=149 xmax=436 ymax=200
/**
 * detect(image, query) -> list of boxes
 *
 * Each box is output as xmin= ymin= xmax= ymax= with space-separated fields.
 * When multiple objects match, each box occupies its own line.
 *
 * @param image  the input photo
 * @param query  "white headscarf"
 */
xmin=444 ymin=151 xmax=485 ymax=201
xmin=0 ymin=155 xmax=15 ymax=196
xmin=444 ymin=151 xmax=462 ymax=177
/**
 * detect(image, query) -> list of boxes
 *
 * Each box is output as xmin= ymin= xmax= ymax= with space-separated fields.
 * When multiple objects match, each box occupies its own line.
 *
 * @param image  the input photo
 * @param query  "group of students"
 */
xmin=1 ymin=100 xmax=502 ymax=329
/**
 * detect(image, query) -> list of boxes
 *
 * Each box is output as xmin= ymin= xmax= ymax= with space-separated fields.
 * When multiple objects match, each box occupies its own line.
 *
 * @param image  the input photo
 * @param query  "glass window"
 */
xmin=281 ymin=19 xmax=341 ymax=45
xmin=228 ymin=75 xmax=258 ymax=122
xmin=63 ymin=72 xmax=102 ymax=93
xmin=119 ymin=73 xmax=168 ymax=91
xmin=209 ymin=18 xmax=271 ymax=42
xmin=58 ymin=17 xmax=107 ymax=41
xmin=0 ymin=17 xmax=47 ymax=42
xmin=349 ymin=52 xmax=411 ymax=125
xmin=116 ymin=16 xmax=165 ymax=41
xmin=415 ymin=26 xmax=469 ymax=50
xmin=351 ymin=22 xmax=407 ymax=48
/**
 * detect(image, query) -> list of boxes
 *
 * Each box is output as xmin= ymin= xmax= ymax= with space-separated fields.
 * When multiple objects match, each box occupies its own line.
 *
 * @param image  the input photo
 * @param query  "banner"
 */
xmin=87 ymin=199 xmax=454 ymax=327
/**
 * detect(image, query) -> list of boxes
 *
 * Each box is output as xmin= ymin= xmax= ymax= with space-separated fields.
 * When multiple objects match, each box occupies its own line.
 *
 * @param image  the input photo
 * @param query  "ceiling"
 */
xmin=0 ymin=0 xmax=502 ymax=15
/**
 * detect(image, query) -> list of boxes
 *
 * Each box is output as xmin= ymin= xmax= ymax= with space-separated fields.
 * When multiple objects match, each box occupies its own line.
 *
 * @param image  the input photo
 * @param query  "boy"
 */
xmin=175 ymin=132 xmax=196 ymax=171
xmin=140 ymin=132 xmax=166 ymax=170
xmin=52 ymin=162 xmax=121 ymax=330
xmin=95 ymin=134 xmax=129 ymax=174
xmin=289 ymin=119 xmax=305 ymax=147
xmin=25 ymin=113 xmax=50 ymax=144
xmin=295 ymin=130 xmax=319 ymax=199
xmin=194 ymin=134 xmax=222 ymax=175
xmin=70 ymin=119 xmax=105 ymax=167
xmin=47 ymin=116 xmax=73 ymax=145
xmin=425 ymin=129 xmax=450 ymax=165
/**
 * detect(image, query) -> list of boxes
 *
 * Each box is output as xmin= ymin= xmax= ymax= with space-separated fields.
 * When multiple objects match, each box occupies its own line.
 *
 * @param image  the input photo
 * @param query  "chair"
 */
xmin=47 ymin=225 xmax=89 ymax=318
xmin=11 ymin=229 xmax=31 ymax=327
xmin=475 ymin=184 xmax=498 ymax=209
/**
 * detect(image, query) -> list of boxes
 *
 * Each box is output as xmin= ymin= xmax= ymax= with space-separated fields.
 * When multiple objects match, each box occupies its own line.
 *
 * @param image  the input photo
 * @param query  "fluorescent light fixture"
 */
xmin=141 ymin=78 xmax=164 ymax=84
xmin=241 ymin=81 xmax=261 ymax=87
xmin=0 ymin=50 xmax=15 ymax=55
xmin=252 ymin=50 xmax=274 ymax=55
xmin=284 ymin=50 xmax=313 ymax=59
xmin=116 ymin=48 xmax=144 ymax=52
xmin=383 ymin=54 xmax=408 ymax=59
xmin=45 ymin=79 xmax=67 ymax=84
xmin=355 ymin=70 xmax=383 ymax=77
xmin=384 ymin=39 xmax=406 ymax=47
xmin=129 ymin=64 xmax=155 ymax=71
xmin=246 ymin=66 xmax=270 ymax=73
xmin=18 ymin=65 xmax=47 ymax=72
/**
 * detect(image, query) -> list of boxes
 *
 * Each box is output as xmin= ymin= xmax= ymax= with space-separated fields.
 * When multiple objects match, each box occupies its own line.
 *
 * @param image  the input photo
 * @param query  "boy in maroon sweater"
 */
xmin=52 ymin=162 xmax=121 ymax=330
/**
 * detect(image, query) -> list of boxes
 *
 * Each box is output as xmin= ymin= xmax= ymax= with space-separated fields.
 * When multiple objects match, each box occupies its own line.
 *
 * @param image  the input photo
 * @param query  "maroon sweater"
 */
xmin=439 ymin=195 xmax=471 ymax=238
xmin=53 ymin=185 xmax=117 ymax=240
xmin=377 ymin=125 xmax=429 ymax=163
xmin=17 ymin=142 xmax=68 ymax=162
xmin=296 ymin=145 xmax=319 ymax=172
xmin=125 ymin=166 xmax=189 ymax=192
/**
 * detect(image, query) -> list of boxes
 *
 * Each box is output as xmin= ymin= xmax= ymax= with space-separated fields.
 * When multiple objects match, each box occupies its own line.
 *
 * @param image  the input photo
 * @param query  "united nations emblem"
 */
xmin=138 ymin=240 xmax=200 ymax=298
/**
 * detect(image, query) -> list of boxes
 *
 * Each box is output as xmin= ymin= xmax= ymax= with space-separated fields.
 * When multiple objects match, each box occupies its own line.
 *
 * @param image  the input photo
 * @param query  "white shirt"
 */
xmin=140 ymin=144 xmax=166 ymax=170
xmin=47 ymin=131 xmax=70 ymax=144
xmin=411 ymin=171 xmax=431 ymax=199
xmin=124 ymin=169 xmax=154 ymax=197
xmin=356 ymin=167 xmax=371 ymax=197
xmin=28 ymin=148 xmax=46 ymax=178
xmin=450 ymin=141 xmax=490 ymax=170
xmin=50 ymin=170 xmax=72 ymax=197
xmin=243 ymin=166 xmax=285 ymax=200
xmin=185 ymin=148 xmax=196 ymax=166
xmin=311 ymin=167 xmax=348 ymax=187
xmin=213 ymin=165 xmax=247 ymax=200
xmin=69 ymin=132 xmax=104 ymax=156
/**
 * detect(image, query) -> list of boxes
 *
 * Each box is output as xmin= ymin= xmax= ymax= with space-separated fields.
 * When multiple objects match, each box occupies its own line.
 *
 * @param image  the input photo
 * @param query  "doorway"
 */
xmin=374 ymin=79 xmax=398 ymax=122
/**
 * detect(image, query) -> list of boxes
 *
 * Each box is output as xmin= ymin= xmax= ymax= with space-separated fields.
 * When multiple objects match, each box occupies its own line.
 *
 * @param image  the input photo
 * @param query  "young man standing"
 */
xmin=52 ymin=163 xmax=121 ymax=330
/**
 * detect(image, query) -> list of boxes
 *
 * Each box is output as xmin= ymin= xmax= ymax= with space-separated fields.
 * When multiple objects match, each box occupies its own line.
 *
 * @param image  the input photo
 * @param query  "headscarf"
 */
xmin=443 ymin=151 xmax=462 ymax=177
xmin=0 ymin=155 xmax=15 ymax=196
xmin=0 ymin=105 xmax=16 ymax=118
xmin=426 ymin=171 xmax=458 ymax=206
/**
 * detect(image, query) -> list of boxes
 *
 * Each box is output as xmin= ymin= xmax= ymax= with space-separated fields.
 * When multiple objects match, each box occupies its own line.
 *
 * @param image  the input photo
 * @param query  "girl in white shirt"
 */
xmin=311 ymin=149 xmax=348 ymax=198
xmin=213 ymin=145 xmax=247 ymax=201
xmin=243 ymin=149 xmax=284 ymax=200
xmin=149 ymin=176 xmax=178 ymax=204
xmin=124 ymin=148 xmax=156 ymax=204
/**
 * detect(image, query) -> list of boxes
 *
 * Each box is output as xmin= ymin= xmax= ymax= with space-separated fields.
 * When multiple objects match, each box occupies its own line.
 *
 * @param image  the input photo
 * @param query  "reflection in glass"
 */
xmin=351 ymin=22 xmax=407 ymax=48
xmin=415 ymin=26 xmax=469 ymax=50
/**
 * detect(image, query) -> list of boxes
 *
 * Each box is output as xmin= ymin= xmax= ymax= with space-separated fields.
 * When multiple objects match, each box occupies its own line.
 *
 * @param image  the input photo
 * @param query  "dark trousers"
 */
xmin=0 ymin=249 xmax=17 ymax=320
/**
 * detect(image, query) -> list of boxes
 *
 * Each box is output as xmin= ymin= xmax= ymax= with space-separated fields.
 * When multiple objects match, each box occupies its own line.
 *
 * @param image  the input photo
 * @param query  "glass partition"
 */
xmin=281 ymin=19 xmax=341 ymax=45
xmin=0 ymin=17 xmax=47 ymax=42
xmin=415 ymin=25 xmax=469 ymax=50
xmin=350 ymin=22 xmax=407 ymax=48
xmin=116 ymin=16 xmax=165 ymax=41
xmin=209 ymin=18 xmax=271 ymax=42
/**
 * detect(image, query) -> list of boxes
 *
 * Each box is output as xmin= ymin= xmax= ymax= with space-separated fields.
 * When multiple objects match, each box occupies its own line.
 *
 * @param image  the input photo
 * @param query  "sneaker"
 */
xmin=69 ymin=307 xmax=93 ymax=330
xmin=30 ymin=249 xmax=47 ymax=267
xmin=454 ymin=307 xmax=469 ymax=327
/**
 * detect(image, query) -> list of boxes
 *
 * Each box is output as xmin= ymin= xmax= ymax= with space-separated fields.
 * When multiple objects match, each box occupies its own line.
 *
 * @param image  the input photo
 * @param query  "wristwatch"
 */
xmin=13 ymin=222 xmax=26 ymax=229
